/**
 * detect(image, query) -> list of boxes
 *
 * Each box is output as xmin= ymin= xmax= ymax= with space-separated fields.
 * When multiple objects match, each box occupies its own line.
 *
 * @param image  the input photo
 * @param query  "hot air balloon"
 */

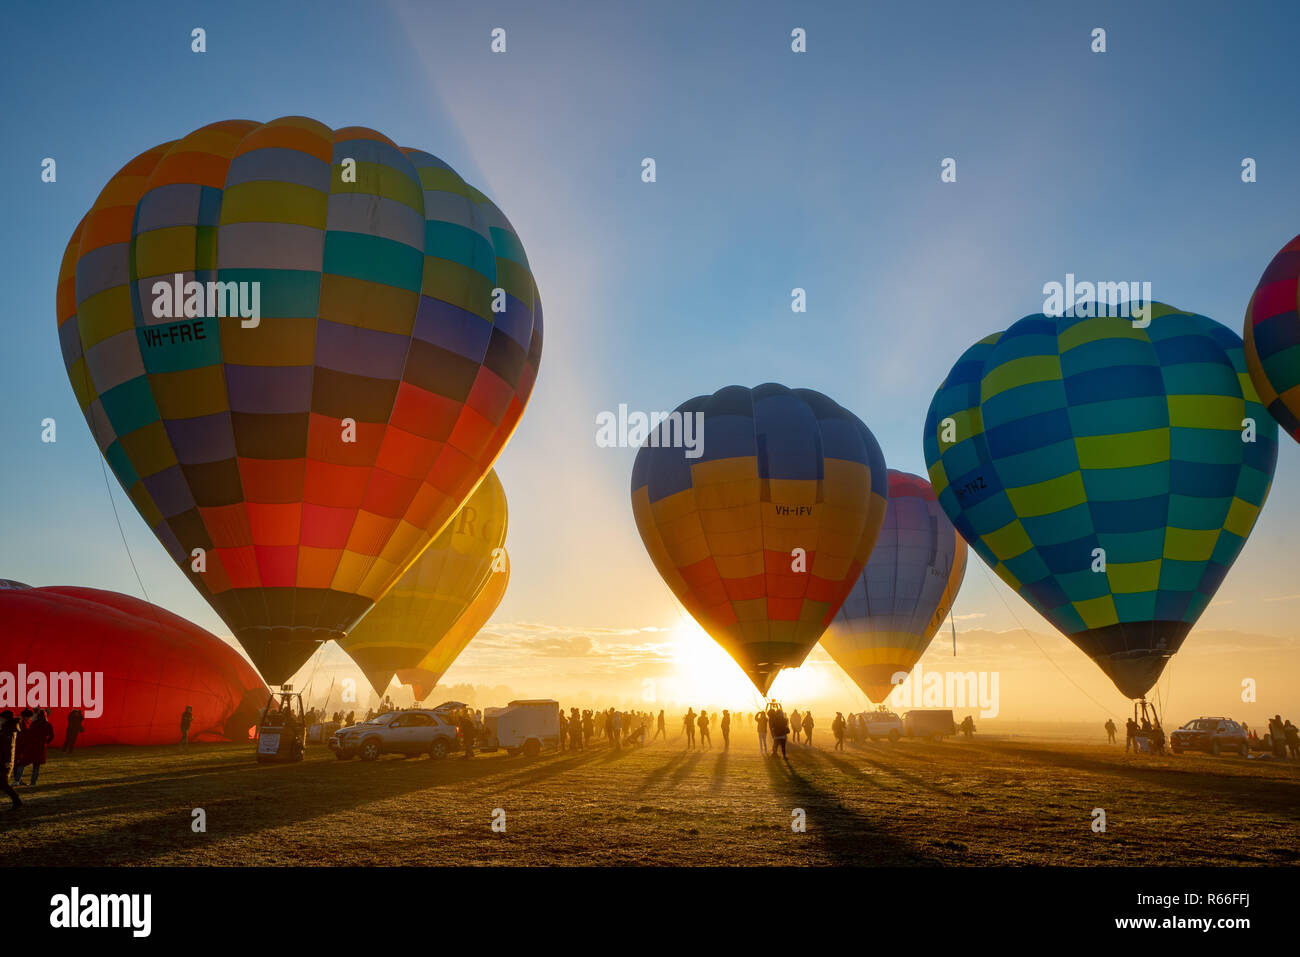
xmin=0 ymin=586 xmax=266 ymax=745
xmin=821 ymin=470 xmax=967 ymax=703
xmin=339 ymin=470 xmax=507 ymax=695
xmin=1244 ymin=234 xmax=1300 ymax=443
xmin=630 ymin=384 xmax=889 ymax=695
xmin=56 ymin=117 xmax=543 ymax=687
xmin=923 ymin=304 xmax=1278 ymax=700
xmin=395 ymin=547 xmax=510 ymax=701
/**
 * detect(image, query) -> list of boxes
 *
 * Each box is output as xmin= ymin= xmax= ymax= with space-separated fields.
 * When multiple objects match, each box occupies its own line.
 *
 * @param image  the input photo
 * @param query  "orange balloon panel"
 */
xmin=56 ymin=118 xmax=543 ymax=684
xmin=630 ymin=384 xmax=888 ymax=695
xmin=339 ymin=471 xmax=506 ymax=694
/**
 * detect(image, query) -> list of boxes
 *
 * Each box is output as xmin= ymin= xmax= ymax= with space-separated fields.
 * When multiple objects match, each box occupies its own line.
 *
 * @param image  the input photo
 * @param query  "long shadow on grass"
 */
xmin=711 ymin=751 xmax=728 ymax=791
xmin=0 ymin=748 xmax=585 ymax=864
xmin=836 ymin=743 xmax=957 ymax=797
xmin=762 ymin=750 xmax=942 ymax=865
xmin=974 ymin=741 xmax=1300 ymax=814
xmin=481 ymin=745 xmax=611 ymax=791
xmin=669 ymin=752 xmax=704 ymax=788
xmin=634 ymin=750 xmax=694 ymax=794
xmin=810 ymin=746 xmax=954 ymax=799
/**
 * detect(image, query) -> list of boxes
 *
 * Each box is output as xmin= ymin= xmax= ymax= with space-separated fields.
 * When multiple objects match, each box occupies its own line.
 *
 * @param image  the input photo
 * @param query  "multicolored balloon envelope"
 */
xmin=339 ymin=470 xmax=507 ymax=695
xmin=821 ymin=470 xmax=967 ymax=703
xmin=631 ymin=383 xmax=889 ymax=695
xmin=0 ymin=586 xmax=267 ymax=745
xmin=56 ymin=117 xmax=543 ymax=686
xmin=396 ymin=547 xmax=510 ymax=701
xmin=923 ymin=305 xmax=1278 ymax=699
xmin=1244 ymin=234 xmax=1300 ymax=443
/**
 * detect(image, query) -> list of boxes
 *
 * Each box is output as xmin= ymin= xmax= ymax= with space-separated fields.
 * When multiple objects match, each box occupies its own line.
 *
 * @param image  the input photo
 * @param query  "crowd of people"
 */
xmin=557 ymin=707 xmax=659 ymax=751
xmin=0 ymin=707 xmax=57 ymax=809
xmin=1116 ymin=715 xmax=1168 ymax=754
xmin=543 ymin=705 xmax=919 ymax=758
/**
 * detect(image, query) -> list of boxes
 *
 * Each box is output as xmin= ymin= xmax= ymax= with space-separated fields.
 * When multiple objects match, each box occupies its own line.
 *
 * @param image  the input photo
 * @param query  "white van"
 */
xmin=483 ymin=699 xmax=561 ymax=758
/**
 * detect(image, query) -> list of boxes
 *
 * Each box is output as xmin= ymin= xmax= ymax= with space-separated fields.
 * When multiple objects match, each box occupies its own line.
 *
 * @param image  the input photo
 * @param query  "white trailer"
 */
xmin=483 ymin=699 xmax=561 ymax=758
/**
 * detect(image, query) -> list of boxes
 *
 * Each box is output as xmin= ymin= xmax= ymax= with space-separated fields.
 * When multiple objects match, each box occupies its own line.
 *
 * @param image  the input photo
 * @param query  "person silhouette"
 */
xmin=0 ymin=711 xmax=20 ymax=809
xmin=63 ymin=708 xmax=85 ymax=753
xmin=768 ymin=705 xmax=790 ymax=760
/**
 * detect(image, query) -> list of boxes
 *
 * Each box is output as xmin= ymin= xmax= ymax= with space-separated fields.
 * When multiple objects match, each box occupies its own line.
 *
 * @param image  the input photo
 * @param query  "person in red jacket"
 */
xmin=13 ymin=708 xmax=54 ymax=787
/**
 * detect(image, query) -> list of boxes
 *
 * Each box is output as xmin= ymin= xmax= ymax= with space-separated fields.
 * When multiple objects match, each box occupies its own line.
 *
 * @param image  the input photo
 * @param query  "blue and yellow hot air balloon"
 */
xmin=922 ymin=304 xmax=1278 ymax=699
xmin=631 ymin=384 xmax=889 ymax=695
xmin=821 ymin=470 xmax=967 ymax=703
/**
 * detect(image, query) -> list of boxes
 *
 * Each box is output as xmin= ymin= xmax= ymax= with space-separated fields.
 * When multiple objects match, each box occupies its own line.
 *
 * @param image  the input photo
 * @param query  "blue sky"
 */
xmin=3 ymin=1 xmax=1300 ymax=708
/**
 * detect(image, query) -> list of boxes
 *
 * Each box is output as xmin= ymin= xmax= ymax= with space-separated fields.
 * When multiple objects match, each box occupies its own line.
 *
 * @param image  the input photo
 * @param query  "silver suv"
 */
xmin=863 ymin=711 xmax=903 ymax=742
xmin=329 ymin=710 xmax=460 ymax=761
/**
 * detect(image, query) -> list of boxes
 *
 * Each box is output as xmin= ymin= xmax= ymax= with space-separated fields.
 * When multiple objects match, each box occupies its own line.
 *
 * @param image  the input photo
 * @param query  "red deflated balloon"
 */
xmin=0 ymin=586 xmax=267 ymax=745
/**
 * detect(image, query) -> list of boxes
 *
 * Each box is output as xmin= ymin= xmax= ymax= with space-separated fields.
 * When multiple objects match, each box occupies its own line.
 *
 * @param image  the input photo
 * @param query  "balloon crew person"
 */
xmin=1 ymin=711 xmax=22 ymax=809
xmin=63 ymin=709 xmax=84 ymax=753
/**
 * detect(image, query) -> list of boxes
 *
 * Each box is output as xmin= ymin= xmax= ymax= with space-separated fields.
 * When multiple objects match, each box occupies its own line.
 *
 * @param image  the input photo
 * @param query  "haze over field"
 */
xmin=288 ymin=621 xmax=1300 ymax=728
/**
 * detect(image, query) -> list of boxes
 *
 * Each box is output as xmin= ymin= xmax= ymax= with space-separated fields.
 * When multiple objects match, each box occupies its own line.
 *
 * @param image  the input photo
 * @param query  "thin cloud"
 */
xmin=530 ymin=635 xmax=595 ymax=658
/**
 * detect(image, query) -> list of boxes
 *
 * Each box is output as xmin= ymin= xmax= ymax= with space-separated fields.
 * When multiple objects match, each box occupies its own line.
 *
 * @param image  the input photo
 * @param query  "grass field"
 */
xmin=5 ymin=731 xmax=1298 ymax=866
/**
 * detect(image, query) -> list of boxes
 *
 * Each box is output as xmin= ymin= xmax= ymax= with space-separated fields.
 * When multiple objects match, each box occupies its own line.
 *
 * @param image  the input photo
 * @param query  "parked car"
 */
xmin=1170 ymin=717 xmax=1248 ymax=756
xmin=904 ymin=709 xmax=956 ymax=741
xmin=862 ymin=711 xmax=903 ymax=742
xmin=329 ymin=709 xmax=459 ymax=761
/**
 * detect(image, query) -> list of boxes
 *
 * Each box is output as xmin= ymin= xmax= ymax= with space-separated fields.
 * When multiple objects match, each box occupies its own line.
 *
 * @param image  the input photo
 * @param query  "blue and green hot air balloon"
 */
xmin=922 ymin=304 xmax=1277 ymax=699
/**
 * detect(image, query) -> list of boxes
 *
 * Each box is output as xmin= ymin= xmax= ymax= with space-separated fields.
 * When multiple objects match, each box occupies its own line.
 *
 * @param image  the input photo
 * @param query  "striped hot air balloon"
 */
xmin=631 ymin=384 xmax=889 ymax=695
xmin=55 ymin=118 xmax=542 ymax=686
xmin=821 ymin=470 xmax=967 ymax=703
xmin=1244 ymin=234 xmax=1300 ymax=443
xmin=923 ymin=304 xmax=1278 ymax=700
xmin=340 ymin=470 xmax=507 ymax=695
xmin=395 ymin=547 xmax=510 ymax=702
